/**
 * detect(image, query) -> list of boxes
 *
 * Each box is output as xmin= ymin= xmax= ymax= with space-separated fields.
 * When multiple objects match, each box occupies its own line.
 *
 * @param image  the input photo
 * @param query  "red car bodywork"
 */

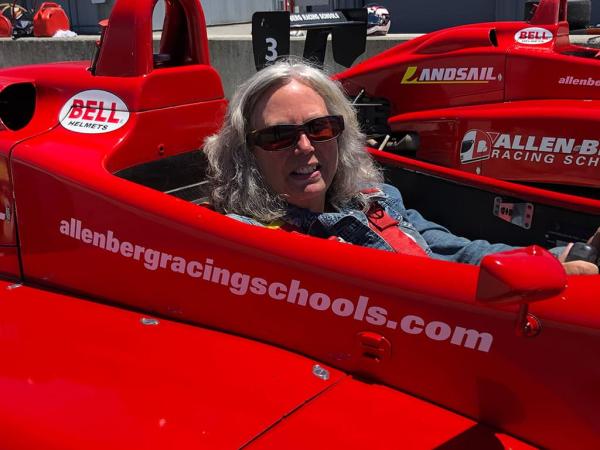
xmin=0 ymin=0 xmax=598 ymax=448
xmin=336 ymin=0 xmax=600 ymax=191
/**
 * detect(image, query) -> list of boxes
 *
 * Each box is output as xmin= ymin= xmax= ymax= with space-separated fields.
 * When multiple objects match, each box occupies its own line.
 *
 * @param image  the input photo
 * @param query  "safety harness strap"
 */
xmin=270 ymin=201 xmax=427 ymax=256
xmin=365 ymin=203 xmax=428 ymax=256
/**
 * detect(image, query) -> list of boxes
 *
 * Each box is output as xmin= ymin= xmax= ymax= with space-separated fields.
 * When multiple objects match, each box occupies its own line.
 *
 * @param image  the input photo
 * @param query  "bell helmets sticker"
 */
xmin=59 ymin=90 xmax=129 ymax=134
xmin=514 ymin=27 xmax=553 ymax=45
xmin=460 ymin=129 xmax=492 ymax=163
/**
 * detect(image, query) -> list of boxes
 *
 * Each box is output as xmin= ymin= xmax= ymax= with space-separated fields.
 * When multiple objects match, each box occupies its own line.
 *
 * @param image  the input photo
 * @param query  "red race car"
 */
xmin=0 ymin=0 xmax=598 ymax=448
xmin=337 ymin=0 xmax=600 ymax=195
xmin=256 ymin=0 xmax=600 ymax=195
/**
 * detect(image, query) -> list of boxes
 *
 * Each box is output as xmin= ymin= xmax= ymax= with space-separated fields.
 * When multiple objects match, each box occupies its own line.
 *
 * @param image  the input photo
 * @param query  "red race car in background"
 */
xmin=0 ymin=0 xmax=599 ymax=448
xmin=337 ymin=0 xmax=600 ymax=196
xmin=256 ymin=0 xmax=600 ymax=196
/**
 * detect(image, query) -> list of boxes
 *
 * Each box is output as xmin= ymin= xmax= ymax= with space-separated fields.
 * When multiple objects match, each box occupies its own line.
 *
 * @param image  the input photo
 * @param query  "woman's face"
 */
xmin=250 ymin=79 xmax=339 ymax=212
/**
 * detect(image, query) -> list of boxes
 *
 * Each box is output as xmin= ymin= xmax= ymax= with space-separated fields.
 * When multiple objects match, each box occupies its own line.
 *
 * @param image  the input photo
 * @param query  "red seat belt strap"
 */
xmin=366 ymin=203 xmax=427 ymax=257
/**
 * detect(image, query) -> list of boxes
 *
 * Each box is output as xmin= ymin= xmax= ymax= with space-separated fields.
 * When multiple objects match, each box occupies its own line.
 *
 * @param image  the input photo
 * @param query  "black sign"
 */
xmin=252 ymin=12 xmax=291 ymax=71
xmin=251 ymin=9 xmax=367 ymax=70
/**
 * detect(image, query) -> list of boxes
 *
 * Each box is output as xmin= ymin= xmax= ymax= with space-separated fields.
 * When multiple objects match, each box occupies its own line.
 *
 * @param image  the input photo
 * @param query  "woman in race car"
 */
xmin=203 ymin=58 xmax=599 ymax=275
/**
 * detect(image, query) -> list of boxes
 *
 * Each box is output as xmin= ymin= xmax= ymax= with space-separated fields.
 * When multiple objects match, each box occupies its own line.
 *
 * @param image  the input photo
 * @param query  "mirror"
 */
xmin=476 ymin=245 xmax=567 ymax=306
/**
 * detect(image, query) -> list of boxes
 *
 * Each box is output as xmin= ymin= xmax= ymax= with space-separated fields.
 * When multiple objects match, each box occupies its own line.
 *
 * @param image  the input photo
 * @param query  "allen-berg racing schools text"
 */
xmin=462 ymin=130 xmax=600 ymax=167
xmin=60 ymin=218 xmax=494 ymax=353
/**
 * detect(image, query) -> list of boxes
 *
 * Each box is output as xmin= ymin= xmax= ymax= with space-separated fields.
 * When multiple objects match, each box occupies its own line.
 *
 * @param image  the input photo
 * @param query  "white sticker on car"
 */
xmin=460 ymin=129 xmax=493 ymax=164
xmin=460 ymin=129 xmax=600 ymax=168
xmin=559 ymin=75 xmax=600 ymax=87
xmin=514 ymin=27 xmax=553 ymax=45
xmin=401 ymin=66 xmax=499 ymax=85
xmin=59 ymin=90 xmax=130 ymax=134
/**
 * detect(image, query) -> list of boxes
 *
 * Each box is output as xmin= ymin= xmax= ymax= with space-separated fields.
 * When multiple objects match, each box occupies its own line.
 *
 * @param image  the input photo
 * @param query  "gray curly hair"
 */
xmin=203 ymin=58 xmax=383 ymax=223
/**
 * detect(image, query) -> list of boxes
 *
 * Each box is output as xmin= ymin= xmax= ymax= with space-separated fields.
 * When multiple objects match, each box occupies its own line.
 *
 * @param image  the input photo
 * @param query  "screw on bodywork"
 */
xmin=312 ymin=364 xmax=330 ymax=381
xmin=158 ymin=144 xmax=165 ymax=156
xmin=140 ymin=317 xmax=160 ymax=326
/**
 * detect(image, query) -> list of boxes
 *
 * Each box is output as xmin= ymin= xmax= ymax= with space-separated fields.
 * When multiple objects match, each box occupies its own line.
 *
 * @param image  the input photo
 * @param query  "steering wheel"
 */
xmin=566 ymin=242 xmax=600 ymax=268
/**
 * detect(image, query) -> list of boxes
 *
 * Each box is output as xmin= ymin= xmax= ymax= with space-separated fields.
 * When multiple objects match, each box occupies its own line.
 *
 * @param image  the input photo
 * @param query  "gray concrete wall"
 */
xmin=210 ymin=36 xmax=404 ymax=96
xmin=0 ymin=33 xmax=597 ymax=98
xmin=0 ymin=35 xmax=405 ymax=97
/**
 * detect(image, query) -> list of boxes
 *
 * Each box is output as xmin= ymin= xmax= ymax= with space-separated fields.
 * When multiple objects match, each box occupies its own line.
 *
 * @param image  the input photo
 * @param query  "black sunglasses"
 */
xmin=247 ymin=115 xmax=344 ymax=151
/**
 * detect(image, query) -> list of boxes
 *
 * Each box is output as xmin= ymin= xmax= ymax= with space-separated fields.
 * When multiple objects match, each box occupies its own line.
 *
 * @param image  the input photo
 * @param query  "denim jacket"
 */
xmin=229 ymin=184 xmax=556 ymax=265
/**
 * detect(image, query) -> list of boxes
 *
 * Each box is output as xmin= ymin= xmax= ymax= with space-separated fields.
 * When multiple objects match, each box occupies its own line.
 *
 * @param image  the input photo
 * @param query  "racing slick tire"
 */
xmin=567 ymin=0 xmax=591 ymax=30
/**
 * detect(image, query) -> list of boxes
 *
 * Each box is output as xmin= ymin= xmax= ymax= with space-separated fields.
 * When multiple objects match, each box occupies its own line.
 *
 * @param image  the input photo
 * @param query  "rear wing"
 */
xmin=252 ymin=9 xmax=367 ymax=71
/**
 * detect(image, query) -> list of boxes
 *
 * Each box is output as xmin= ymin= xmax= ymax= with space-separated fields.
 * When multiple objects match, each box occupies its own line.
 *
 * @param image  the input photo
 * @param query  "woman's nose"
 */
xmin=295 ymin=132 xmax=315 ymax=154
